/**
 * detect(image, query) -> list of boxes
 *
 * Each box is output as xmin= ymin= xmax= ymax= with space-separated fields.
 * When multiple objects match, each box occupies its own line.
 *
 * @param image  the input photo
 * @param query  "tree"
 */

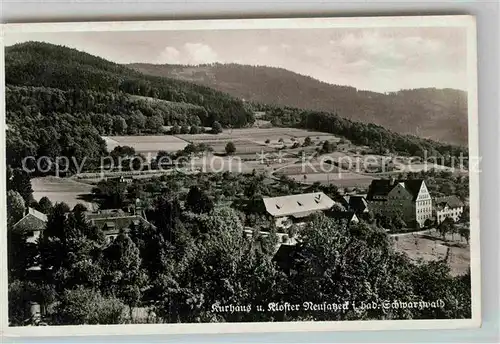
xmin=189 ymin=125 xmax=201 ymax=134
xmin=321 ymin=140 xmax=336 ymax=154
xmin=393 ymin=215 xmax=407 ymax=230
xmin=92 ymin=179 xmax=127 ymax=209
xmin=55 ymin=287 xmax=126 ymax=325
xmin=113 ymin=116 xmax=128 ymax=134
xmin=287 ymin=215 xmax=415 ymax=321
xmin=146 ymin=115 xmax=164 ymax=132
xmin=180 ymin=124 xmax=190 ymax=134
xmin=460 ymin=206 xmax=470 ymax=223
xmin=7 ymin=190 xmax=26 ymax=225
xmin=8 ymin=279 xmax=56 ymax=326
xmin=39 ymin=204 xmax=106 ymax=292
xmin=8 ymin=225 xmax=38 ymax=279
xmin=438 ymin=217 xmax=454 ymax=239
xmin=8 ymin=169 xmax=33 ymax=203
xmin=37 ymin=196 xmax=53 ymax=215
xmin=225 ymin=141 xmax=236 ymax=155
xmin=185 ymin=186 xmax=214 ymax=214
xmin=102 ymin=233 xmax=148 ymax=319
xmin=211 ymin=121 xmax=223 ymax=134
xmin=458 ymin=225 xmax=470 ymax=244
xmin=303 ymin=136 xmax=312 ymax=147
xmin=170 ymin=123 xmax=181 ymax=135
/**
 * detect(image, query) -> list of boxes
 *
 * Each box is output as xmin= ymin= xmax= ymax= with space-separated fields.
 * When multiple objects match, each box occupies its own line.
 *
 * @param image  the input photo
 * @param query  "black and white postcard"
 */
xmin=0 ymin=16 xmax=480 ymax=336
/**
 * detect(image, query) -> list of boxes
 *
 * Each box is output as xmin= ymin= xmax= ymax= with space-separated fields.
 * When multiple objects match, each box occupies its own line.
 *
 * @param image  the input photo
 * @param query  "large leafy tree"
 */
xmin=185 ymin=186 xmax=214 ymax=214
xmin=102 ymin=233 xmax=148 ymax=319
xmin=7 ymin=190 xmax=26 ymax=225
xmin=39 ymin=203 xmax=106 ymax=292
xmin=286 ymin=215 xmax=416 ymax=320
xmin=7 ymin=168 xmax=33 ymax=203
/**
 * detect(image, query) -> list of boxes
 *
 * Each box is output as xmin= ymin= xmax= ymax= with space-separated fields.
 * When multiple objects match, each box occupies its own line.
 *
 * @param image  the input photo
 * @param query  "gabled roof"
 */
xmin=27 ymin=208 xmax=48 ymax=222
xmin=400 ymin=180 xmax=425 ymax=201
xmin=13 ymin=208 xmax=48 ymax=231
xmin=367 ymin=179 xmax=425 ymax=201
xmin=345 ymin=195 xmax=368 ymax=213
xmin=434 ymin=195 xmax=464 ymax=209
xmin=327 ymin=211 xmax=358 ymax=223
xmin=263 ymin=192 xmax=334 ymax=217
xmin=366 ymin=180 xmax=393 ymax=200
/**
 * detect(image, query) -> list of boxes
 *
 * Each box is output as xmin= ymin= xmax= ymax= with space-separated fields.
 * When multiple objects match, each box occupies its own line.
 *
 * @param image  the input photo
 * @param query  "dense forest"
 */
xmin=8 ymin=171 xmax=471 ymax=325
xmin=5 ymin=42 xmax=254 ymax=128
xmin=129 ymin=63 xmax=468 ymax=145
xmin=5 ymin=85 xmax=209 ymax=169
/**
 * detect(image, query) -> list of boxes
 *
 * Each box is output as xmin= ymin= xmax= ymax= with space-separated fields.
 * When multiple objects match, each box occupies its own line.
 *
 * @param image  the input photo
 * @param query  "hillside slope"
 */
xmin=5 ymin=42 xmax=254 ymax=128
xmin=129 ymin=63 xmax=468 ymax=145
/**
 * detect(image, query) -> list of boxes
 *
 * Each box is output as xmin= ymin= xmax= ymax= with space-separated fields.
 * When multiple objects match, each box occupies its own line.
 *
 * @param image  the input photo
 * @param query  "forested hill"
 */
xmin=129 ymin=63 xmax=468 ymax=146
xmin=5 ymin=42 xmax=254 ymax=128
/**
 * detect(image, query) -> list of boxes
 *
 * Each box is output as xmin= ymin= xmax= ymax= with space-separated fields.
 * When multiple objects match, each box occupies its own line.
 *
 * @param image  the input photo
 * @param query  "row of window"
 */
xmin=417 ymin=213 xmax=432 ymax=222
xmin=417 ymin=207 xmax=432 ymax=214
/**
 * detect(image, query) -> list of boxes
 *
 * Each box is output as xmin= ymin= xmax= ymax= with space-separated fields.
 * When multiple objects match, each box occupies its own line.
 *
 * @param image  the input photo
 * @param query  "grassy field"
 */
xmin=32 ymin=177 xmax=95 ymax=210
xmin=288 ymin=172 xmax=375 ymax=187
xmin=392 ymin=229 xmax=470 ymax=276
xmin=176 ymin=128 xmax=340 ymax=145
xmin=102 ymin=135 xmax=189 ymax=156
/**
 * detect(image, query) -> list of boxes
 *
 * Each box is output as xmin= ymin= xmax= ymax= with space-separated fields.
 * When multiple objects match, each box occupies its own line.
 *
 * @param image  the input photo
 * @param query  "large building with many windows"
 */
xmin=366 ymin=179 xmax=433 ymax=227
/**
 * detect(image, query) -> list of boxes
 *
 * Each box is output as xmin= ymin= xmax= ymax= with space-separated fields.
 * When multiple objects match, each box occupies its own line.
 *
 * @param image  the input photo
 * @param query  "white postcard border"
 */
xmin=0 ymin=15 xmax=481 ymax=337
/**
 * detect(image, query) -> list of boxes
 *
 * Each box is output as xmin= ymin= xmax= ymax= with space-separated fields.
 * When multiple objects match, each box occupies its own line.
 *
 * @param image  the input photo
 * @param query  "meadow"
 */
xmin=102 ymin=135 xmax=190 ymax=157
xmin=31 ymin=176 xmax=95 ymax=210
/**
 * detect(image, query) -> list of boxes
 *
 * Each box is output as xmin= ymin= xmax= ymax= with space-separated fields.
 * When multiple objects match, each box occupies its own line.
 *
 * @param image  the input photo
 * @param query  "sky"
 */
xmin=4 ymin=27 xmax=468 ymax=93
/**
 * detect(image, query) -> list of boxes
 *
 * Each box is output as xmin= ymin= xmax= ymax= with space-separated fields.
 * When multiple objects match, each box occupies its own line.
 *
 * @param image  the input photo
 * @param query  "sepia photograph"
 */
xmin=1 ymin=16 xmax=480 ymax=335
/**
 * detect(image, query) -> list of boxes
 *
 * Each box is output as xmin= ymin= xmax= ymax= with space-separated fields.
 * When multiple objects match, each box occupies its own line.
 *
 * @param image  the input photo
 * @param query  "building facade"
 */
xmin=433 ymin=196 xmax=464 ymax=224
xmin=367 ymin=179 xmax=432 ymax=228
xmin=13 ymin=207 xmax=48 ymax=243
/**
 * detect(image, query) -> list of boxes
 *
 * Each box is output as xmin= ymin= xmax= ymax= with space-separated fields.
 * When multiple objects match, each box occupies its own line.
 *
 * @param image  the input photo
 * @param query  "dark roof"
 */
xmin=367 ymin=179 xmax=424 ymax=201
xmin=335 ymin=195 xmax=350 ymax=208
xmin=347 ymin=196 xmax=368 ymax=213
xmin=366 ymin=180 xmax=393 ymax=200
xmin=435 ymin=195 xmax=464 ymax=209
xmin=88 ymin=214 xmax=155 ymax=233
xmin=326 ymin=211 xmax=357 ymax=222
xmin=401 ymin=180 xmax=424 ymax=201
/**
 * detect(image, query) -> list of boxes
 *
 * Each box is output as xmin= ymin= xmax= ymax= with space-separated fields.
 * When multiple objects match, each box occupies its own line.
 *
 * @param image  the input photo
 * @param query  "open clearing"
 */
xmin=392 ymin=230 xmax=470 ymax=277
xmin=32 ymin=177 xmax=95 ymax=210
xmin=176 ymin=128 xmax=340 ymax=145
xmin=288 ymin=172 xmax=374 ymax=187
xmin=102 ymin=135 xmax=189 ymax=156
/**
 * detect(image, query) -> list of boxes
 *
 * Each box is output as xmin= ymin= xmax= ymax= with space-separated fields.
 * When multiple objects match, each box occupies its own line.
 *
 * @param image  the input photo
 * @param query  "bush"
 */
xmin=225 ymin=141 xmax=236 ymax=155
xmin=8 ymin=280 xmax=56 ymax=326
xmin=55 ymin=287 xmax=126 ymax=325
